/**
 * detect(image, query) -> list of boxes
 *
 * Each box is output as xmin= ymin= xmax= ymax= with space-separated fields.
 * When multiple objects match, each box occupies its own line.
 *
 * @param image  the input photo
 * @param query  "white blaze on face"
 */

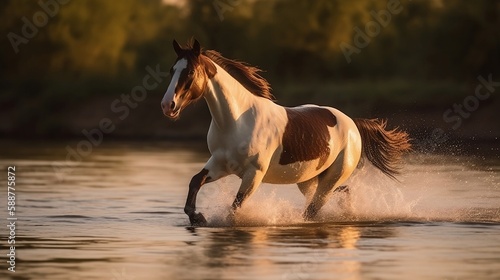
xmin=162 ymin=58 xmax=188 ymax=111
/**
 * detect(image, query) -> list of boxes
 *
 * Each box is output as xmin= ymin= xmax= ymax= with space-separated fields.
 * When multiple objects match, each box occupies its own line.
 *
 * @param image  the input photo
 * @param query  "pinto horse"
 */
xmin=161 ymin=39 xmax=411 ymax=226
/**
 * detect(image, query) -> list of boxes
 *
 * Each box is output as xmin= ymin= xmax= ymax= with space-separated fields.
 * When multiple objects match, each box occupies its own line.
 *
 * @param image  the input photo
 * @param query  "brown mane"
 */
xmin=202 ymin=50 xmax=275 ymax=100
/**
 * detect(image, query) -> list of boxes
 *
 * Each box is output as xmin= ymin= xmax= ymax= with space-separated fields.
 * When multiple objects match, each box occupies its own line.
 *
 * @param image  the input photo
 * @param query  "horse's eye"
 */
xmin=188 ymin=70 xmax=195 ymax=76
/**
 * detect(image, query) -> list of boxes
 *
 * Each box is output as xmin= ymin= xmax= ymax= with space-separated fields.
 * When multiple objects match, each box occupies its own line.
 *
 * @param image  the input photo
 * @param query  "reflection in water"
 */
xmin=339 ymin=226 xmax=360 ymax=249
xmin=0 ymin=141 xmax=499 ymax=280
xmin=180 ymin=224 xmax=396 ymax=280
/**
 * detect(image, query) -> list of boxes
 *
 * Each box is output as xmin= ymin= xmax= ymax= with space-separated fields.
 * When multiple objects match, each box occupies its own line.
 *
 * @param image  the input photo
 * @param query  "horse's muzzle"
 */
xmin=161 ymin=100 xmax=180 ymax=119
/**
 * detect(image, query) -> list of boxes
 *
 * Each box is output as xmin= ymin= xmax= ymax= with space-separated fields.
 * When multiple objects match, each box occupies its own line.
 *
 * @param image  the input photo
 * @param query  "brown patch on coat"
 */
xmin=279 ymin=107 xmax=337 ymax=169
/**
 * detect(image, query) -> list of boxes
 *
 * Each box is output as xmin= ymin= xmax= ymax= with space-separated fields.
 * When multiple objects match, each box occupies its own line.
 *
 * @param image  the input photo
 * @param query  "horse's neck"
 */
xmin=204 ymin=64 xmax=258 ymax=129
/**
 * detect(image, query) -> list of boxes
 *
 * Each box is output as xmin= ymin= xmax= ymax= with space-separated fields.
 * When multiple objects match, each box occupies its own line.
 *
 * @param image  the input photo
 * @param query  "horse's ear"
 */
xmin=193 ymin=39 xmax=201 ymax=57
xmin=173 ymin=39 xmax=182 ymax=56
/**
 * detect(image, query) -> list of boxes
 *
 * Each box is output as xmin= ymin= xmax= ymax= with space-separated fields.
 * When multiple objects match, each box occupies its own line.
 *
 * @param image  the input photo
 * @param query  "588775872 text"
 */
xmin=7 ymin=166 xmax=17 ymax=273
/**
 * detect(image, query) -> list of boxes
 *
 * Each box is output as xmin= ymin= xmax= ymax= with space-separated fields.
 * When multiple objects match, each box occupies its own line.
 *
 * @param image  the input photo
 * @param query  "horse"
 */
xmin=161 ymin=39 xmax=411 ymax=226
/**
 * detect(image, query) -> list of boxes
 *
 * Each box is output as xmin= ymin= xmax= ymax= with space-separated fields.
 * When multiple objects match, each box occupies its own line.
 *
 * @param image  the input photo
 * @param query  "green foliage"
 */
xmin=2 ymin=0 xmax=499 ymax=85
xmin=1 ymin=0 xmax=498 ymax=137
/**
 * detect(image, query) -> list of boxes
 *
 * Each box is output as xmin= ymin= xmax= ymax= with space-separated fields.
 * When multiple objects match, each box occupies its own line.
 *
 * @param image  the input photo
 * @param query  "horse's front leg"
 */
xmin=228 ymin=168 xmax=266 ymax=223
xmin=184 ymin=169 xmax=210 ymax=226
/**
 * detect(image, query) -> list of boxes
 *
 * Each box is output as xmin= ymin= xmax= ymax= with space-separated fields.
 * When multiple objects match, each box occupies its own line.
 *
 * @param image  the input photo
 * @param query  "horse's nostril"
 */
xmin=170 ymin=101 xmax=176 ymax=110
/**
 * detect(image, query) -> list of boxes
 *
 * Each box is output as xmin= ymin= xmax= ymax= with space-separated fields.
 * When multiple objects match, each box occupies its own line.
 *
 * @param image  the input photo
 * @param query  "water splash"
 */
xmin=197 ymin=157 xmax=500 ymax=227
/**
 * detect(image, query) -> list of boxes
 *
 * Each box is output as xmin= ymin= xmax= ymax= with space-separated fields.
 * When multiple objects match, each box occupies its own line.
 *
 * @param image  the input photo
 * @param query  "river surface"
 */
xmin=0 ymin=140 xmax=499 ymax=280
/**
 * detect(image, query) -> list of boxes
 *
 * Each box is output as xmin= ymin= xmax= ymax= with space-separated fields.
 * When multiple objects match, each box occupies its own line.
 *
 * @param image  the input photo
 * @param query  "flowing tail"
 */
xmin=353 ymin=118 xmax=412 ymax=179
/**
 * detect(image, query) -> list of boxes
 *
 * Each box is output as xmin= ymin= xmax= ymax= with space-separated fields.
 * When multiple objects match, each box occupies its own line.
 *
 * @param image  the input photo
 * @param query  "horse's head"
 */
xmin=161 ymin=39 xmax=217 ymax=119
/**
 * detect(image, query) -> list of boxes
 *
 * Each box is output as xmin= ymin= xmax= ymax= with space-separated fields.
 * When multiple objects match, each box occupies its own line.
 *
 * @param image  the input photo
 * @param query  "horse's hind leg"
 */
xmin=303 ymin=151 xmax=344 ymax=220
xmin=303 ymin=173 xmax=342 ymax=220
xmin=335 ymin=185 xmax=353 ymax=214
xmin=303 ymin=150 xmax=357 ymax=220
xmin=297 ymin=177 xmax=318 ymax=204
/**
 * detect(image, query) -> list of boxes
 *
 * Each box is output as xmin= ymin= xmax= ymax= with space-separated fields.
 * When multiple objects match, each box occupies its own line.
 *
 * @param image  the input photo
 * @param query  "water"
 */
xmin=0 ymin=140 xmax=499 ymax=280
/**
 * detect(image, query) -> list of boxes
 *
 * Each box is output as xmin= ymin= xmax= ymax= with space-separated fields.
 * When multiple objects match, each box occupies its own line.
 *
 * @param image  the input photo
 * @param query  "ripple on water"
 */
xmin=1 ymin=141 xmax=499 ymax=280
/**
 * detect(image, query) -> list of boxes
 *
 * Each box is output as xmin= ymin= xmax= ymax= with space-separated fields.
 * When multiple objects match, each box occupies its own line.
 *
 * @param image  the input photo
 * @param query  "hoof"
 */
xmin=303 ymin=205 xmax=318 ymax=221
xmin=335 ymin=185 xmax=349 ymax=193
xmin=226 ymin=212 xmax=236 ymax=226
xmin=303 ymin=214 xmax=314 ymax=221
xmin=189 ymin=212 xmax=207 ymax=226
xmin=302 ymin=210 xmax=315 ymax=221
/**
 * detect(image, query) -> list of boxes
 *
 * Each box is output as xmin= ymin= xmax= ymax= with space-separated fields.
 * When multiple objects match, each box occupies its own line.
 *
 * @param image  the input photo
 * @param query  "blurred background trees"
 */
xmin=1 ymin=0 xmax=499 ymax=140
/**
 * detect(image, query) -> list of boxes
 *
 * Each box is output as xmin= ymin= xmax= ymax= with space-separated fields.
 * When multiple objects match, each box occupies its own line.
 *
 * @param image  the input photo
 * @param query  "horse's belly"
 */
xmin=263 ymin=159 xmax=329 ymax=184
